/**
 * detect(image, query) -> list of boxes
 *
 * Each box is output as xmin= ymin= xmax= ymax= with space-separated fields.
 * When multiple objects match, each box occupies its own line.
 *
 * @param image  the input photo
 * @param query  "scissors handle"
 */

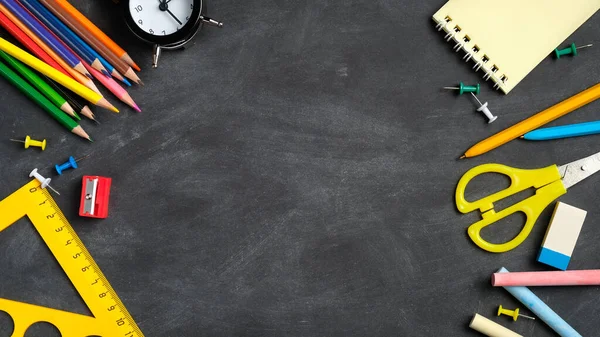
xmin=456 ymin=163 xmax=566 ymax=253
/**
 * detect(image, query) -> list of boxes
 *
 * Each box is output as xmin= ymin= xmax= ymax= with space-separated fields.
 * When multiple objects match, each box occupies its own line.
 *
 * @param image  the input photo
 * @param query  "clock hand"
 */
xmin=166 ymin=9 xmax=183 ymax=25
xmin=157 ymin=0 xmax=183 ymax=25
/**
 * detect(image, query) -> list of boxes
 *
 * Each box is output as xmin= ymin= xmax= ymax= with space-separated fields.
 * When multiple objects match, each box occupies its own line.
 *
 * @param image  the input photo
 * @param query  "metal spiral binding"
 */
xmin=433 ymin=17 xmax=506 ymax=91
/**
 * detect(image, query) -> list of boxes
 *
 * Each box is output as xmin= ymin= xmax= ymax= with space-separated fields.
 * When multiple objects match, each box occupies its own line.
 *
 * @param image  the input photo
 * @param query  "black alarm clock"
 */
xmin=122 ymin=0 xmax=222 ymax=68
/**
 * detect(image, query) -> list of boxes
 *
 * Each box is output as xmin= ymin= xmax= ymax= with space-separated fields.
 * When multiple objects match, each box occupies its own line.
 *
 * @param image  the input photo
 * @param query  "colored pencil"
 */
xmin=20 ymin=0 xmax=107 ymax=75
xmin=0 ymin=3 xmax=99 ymax=93
xmin=84 ymin=62 xmax=140 ymax=112
xmin=461 ymin=82 xmax=600 ymax=158
xmin=0 ymin=50 xmax=78 ymax=119
xmin=522 ymin=120 xmax=600 ymax=141
xmin=0 ymin=36 xmax=117 ymax=111
xmin=0 ymin=9 xmax=70 ymax=77
xmin=26 ymin=0 xmax=128 ymax=85
xmin=52 ymin=0 xmax=139 ymax=71
xmin=0 ymin=57 xmax=90 ymax=140
xmin=1 ymin=0 xmax=89 ymax=77
xmin=46 ymin=77 xmax=98 ymax=122
xmin=38 ymin=0 xmax=142 ymax=84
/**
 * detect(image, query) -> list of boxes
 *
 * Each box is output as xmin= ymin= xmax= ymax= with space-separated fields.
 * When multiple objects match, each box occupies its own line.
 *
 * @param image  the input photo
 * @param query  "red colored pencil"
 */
xmin=0 ymin=9 xmax=71 ymax=78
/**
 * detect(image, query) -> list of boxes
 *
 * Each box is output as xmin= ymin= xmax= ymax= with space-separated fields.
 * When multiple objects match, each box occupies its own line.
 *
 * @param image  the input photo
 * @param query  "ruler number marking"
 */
xmin=22 ymin=184 xmax=145 ymax=336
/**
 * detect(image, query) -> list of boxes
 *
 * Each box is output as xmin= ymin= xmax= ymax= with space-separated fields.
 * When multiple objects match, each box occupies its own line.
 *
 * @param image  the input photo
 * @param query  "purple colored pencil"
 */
xmin=0 ymin=0 xmax=88 ymax=76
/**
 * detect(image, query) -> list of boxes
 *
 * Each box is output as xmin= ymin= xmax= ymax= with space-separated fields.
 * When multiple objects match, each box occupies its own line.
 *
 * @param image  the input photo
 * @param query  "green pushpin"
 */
xmin=554 ymin=43 xmax=593 ymax=59
xmin=443 ymin=82 xmax=480 ymax=95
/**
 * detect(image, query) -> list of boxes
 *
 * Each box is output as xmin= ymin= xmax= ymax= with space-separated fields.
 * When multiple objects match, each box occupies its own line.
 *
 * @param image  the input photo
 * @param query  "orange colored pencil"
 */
xmin=0 ymin=3 xmax=100 ymax=94
xmin=53 ymin=0 xmax=140 ymax=71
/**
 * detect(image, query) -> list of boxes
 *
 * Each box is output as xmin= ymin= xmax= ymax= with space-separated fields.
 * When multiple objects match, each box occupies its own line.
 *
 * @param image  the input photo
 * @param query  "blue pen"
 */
xmin=522 ymin=120 xmax=600 ymax=141
xmin=24 ymin=0 xmax=131 ymax=86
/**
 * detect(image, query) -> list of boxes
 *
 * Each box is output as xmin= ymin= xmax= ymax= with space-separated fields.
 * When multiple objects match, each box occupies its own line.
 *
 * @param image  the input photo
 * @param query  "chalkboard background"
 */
xmin=1 ymin=0 xmax=599 ymax=336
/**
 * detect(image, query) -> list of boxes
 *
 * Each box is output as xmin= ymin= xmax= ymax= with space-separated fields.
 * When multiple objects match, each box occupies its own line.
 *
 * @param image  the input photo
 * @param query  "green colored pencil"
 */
xmin=0 ymin=50 xmax=79 ymax=120
xmin=0 ymin=58 xmax=91 ymax=141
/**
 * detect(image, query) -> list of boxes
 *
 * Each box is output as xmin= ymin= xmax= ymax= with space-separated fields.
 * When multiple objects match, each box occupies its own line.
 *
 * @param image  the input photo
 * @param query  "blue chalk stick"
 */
xmin=538 ymin=247 xmax=570 ymax=270
xmin=497 ymin=267 xmax=582 ymax=337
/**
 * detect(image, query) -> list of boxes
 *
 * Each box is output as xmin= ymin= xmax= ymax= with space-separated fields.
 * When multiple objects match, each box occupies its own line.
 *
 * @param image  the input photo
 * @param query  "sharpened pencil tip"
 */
xmin=138 ymin=80 xmax=144 ymax=86
xmin=112 ymin=107 xmax=120 ymax=113
xmin=133 ymin=103 xmax=141 ymax=112
xmin=88 ymin=138 xmax=94 ymax=143
xmin=122 ymin=78 xmax=132 ymax=87
xmin=459 ymin=155 xmax=466 ymax=160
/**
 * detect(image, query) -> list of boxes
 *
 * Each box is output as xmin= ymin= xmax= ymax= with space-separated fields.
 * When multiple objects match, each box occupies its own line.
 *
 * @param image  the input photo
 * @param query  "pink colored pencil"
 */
xmin=83 ymin=62 xmax=140 ymax=112
xmin=492 ymin=270 xmax=600 ymax=287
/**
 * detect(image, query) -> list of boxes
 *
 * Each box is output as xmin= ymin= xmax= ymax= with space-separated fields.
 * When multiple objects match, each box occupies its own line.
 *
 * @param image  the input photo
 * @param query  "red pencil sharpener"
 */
xmin=79 ymin=176 xmax=111 ymax=218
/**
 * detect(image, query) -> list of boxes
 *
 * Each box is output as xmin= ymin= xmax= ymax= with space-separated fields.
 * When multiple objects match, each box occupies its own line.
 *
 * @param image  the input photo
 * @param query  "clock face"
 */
xmin=129 ymin=0 xmax=195 ymax=36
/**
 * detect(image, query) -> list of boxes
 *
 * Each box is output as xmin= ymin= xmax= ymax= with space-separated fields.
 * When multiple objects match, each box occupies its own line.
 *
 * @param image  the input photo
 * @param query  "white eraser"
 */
xmin=538 ymin=202 xmax=586 ymax=270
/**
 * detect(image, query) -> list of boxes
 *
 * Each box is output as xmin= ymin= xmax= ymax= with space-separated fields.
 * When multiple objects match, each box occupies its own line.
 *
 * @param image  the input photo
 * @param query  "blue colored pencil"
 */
xmin=22 ymin=0 xmax=129 ymax=85
xmin=19 ymin=0 xmax=108 ymax=75
xmin=522 ymin=120 xmax=600 ymax=141
xmin=1 ymin=0 xmax=89 ymax=76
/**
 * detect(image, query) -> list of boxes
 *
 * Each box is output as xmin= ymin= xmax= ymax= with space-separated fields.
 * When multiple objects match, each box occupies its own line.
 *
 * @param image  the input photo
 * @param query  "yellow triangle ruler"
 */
xmin=0 ymin=180 xmax=144 ymax=337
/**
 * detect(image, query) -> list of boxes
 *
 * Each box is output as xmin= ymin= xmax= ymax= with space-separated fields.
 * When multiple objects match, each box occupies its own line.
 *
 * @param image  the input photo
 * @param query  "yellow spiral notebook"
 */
xmin=433 ymin=0 xmax=599 ymax=94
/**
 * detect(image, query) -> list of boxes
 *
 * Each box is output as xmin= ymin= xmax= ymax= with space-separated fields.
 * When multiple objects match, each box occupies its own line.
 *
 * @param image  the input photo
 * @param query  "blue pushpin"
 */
xmin=55 ymin=155 xmax=89 ymax=175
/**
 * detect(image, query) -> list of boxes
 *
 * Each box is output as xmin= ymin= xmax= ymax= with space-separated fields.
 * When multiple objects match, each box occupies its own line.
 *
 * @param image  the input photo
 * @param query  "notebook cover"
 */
xmin=433 ymin=0 xmax=600 ymax=94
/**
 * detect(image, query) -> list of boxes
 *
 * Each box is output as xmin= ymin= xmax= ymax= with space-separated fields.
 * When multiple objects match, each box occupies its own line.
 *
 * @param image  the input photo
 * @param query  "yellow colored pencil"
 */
xmin=0 ymin=37 xmax=117 ymax=112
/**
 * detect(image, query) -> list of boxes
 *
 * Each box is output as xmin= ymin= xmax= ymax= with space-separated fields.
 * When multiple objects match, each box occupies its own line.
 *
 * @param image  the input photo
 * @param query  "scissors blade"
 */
xmin=558 ymin=150 xmax=600 ymax=189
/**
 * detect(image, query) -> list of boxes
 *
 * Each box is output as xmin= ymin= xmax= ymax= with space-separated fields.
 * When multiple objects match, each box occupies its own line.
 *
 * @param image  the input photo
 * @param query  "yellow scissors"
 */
xmin=456 ymin=150 xmax=600 ymax=253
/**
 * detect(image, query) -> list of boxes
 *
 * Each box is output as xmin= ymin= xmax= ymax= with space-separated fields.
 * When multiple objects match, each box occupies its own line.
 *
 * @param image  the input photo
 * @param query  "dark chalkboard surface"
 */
xmin=1 ymin=0 xmax=600 ymax=336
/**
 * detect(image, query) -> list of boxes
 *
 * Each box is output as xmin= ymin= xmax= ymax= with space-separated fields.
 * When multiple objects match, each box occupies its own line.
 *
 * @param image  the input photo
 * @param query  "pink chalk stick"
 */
xmin=492 ymin=270 xmax=600 ymax=287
